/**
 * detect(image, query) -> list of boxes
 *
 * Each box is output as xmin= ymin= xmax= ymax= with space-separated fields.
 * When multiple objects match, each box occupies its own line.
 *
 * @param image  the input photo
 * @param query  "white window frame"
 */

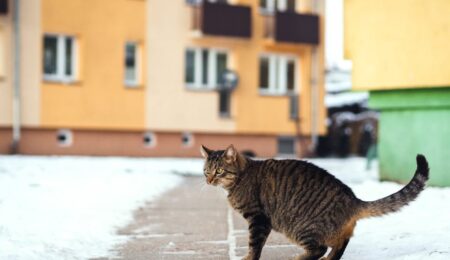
xmin=260 ymin=0 xmax=295 ymax=13
xmin=259 ymin=53 xmax=299 ymax=95
xmin=124 ymin=41 xmax=142 ymax=87
xmin=43 ymin=34 xmax=78 ymax=83
xmin=185 ymin=47 xmax=228 ymax=90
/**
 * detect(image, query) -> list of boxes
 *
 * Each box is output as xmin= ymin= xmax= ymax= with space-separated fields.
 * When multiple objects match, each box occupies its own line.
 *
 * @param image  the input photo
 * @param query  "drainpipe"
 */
xmin=11 ymin=0 xmax=20 ymax=154
xmin=309 ymin=0 xmax=324 ymax=154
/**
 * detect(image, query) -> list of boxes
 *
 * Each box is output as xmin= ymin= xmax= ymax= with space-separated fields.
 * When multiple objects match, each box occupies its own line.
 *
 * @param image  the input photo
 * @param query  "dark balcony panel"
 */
xmin=0 ymin=0 xmax=8 ymax=14
xmin=275 ymin=12 xmax=319 ymax=45
xmin=201 ymin=2 xmax=252 ymax=38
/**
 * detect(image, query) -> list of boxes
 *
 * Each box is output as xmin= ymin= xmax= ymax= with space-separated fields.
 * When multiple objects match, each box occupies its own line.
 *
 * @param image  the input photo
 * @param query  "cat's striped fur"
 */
xmin=200 ymin=145 xmax=429 ymax=260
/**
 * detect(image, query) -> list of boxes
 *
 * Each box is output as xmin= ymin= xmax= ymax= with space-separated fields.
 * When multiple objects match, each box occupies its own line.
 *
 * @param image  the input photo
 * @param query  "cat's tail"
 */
xmin=357 ymin=154 xmax=429 ymax=219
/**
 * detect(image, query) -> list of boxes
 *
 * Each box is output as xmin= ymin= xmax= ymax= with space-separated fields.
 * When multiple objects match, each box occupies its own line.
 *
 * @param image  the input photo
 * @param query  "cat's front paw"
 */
xmin=241 ymin=254 xmax=254 ymax=260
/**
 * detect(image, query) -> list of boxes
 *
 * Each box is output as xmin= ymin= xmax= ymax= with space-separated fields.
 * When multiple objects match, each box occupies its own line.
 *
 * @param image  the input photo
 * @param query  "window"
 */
xmin=185 ymin=48 xmax=228 ymax=90
xmin=259 ymin=56 xmax=270 ymax=90
xmin=287 ymin=59 xmax=296 ymax=91
xmin=260 ymin=0 xmax=296 ymax=13
xmin=259 ymin=54 xmax=298 ymax=95
xmin=278 ymin=136 xmax=296 ymax=155
xmin=185 ymin=50 xmax=196 ymax=84
xmin=43 ymin=34 xmax=77 ymax=82
xmin=124 ymin=42 xmax=141 ymax=87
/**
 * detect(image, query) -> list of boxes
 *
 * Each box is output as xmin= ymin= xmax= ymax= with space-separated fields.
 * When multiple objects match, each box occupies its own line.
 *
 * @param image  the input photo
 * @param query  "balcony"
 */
xmin=263 ymin=12 xmax=320 ymax=45
xmin=190 ymin=2 xmax=252 ymax=38
xmin=0 ymin=0 xmax=8 ymax=14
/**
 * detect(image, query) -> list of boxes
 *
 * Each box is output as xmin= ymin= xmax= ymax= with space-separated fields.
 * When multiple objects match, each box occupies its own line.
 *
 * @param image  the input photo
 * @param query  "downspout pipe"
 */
xmin=11 ymin=0 xmax=20 ymax=154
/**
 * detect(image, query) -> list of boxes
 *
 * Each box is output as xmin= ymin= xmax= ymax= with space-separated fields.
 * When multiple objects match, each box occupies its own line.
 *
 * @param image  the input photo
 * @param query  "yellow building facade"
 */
xmin=1 ymin=0 xmax=326 ymax=157
xmin=344 ymin=0 xmax=450 ymax=90
xmin=41 ymin=0 xmax=146 ymax=129
xmin=344 ymin=0 xmax=450 ymax=186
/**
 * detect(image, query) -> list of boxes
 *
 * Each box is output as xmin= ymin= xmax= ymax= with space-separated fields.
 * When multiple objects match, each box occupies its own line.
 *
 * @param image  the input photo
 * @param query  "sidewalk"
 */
xmin=112 ymin=176 xmax=301 ymax=260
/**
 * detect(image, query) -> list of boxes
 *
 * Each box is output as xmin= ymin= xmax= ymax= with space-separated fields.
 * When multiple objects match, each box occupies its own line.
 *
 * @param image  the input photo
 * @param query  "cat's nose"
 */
xmin=206 ymin=175 xmax=214 ymax=184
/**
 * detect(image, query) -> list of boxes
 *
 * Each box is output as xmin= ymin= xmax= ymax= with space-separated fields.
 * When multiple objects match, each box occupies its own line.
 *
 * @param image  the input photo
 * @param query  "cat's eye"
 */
xmin=216 ymin=168 xmax=225 ymax=176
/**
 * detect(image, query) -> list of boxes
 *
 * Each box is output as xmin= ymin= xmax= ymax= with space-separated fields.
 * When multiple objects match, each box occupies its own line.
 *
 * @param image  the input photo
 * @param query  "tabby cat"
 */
xmin=200 ymin=145 xmax=429 ymax=260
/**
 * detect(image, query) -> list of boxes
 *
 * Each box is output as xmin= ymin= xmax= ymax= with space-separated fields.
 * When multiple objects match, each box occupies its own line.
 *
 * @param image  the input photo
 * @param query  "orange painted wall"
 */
xmin=41 ymin=0 xmax=146 ymax=130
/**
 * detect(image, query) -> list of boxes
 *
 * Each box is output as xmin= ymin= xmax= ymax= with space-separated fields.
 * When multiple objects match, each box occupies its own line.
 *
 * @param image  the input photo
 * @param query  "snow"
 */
xmin=325 ymin=0 xmax=344 ymax=66
xmin=347 ymin=181 xmax=450 ymax=260
xmin=326 ymin=91 xmax=369 ymax=108
xmin=325 ymin=66 xmax=352 ymax=93
xmin=1 ymin=155 xmax=449 ymax=260
xmin=0 ymin=156 xmax=186 ymax=260
xmin=312 ymin=158 xmax=450 ymax=260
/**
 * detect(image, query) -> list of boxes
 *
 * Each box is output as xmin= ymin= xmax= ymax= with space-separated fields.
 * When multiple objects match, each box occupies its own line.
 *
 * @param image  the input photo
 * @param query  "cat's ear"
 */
xmin=200 ymin=145 xmax=212 ymax=158
xmin=225 ymin=144 xmax=237 ymax=163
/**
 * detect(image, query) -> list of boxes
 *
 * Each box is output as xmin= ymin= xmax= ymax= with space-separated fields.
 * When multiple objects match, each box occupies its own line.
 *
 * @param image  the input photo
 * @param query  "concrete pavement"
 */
xmin=110 ymin=176 xmax=303 ymax=259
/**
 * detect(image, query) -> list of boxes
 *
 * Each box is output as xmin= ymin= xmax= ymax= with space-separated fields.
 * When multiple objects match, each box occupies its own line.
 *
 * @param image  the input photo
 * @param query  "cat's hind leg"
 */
xmin=322 ymin=220 xmax=355 ymax=260
xmin=295 ymin=240 xmax=327 ymax=260
xmin=322 ymin=238 xmax=350 ymax=260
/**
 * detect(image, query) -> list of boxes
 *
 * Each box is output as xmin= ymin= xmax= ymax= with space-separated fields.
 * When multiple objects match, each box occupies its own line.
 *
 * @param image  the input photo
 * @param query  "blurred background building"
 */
xmin=0 ymin=0 xmax=327 ymax=157
xmin=1 ymin=0 xmax=447 ymax=185
xmin=344 ymin=0 xmax=450 ymax=186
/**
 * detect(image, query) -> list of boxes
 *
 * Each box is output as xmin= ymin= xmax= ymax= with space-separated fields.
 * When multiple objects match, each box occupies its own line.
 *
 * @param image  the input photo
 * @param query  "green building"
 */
xmin=344 ymin=0 xmax=450 ymax=186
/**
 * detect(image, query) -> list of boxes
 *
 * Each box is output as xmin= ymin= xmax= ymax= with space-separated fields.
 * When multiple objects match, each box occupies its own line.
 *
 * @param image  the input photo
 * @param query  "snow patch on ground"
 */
xmin=0 ymin=156 xmax=449 ymax=259
xmin=0 ymin=156 xmax=184 ymax=260
xmin=347 ymin=181 xmax=450 ymax=260
xmin=314 ymin=158 xmax=450 ymax=260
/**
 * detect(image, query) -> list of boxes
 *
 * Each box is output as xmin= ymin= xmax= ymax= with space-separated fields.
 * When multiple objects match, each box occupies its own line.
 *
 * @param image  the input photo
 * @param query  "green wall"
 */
xmin=370 ymin=87 xmax=450 ymax=187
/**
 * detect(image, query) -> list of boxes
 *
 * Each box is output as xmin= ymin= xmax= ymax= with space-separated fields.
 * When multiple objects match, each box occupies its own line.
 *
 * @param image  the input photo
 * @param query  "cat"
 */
xmin=200 ymin=144 xmax=429 ymax=260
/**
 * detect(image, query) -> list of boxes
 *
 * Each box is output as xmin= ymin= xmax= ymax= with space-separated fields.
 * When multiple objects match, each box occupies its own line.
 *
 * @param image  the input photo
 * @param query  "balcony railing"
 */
xmin=190 ymin=2 xmax=252 ymax=38
xmin=263 ymin=12 xmax=319 ymax=45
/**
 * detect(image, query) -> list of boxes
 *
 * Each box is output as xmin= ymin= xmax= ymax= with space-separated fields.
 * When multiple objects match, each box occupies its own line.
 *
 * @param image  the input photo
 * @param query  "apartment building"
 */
xmin=0 ymin=0 xmax=326 ymax=157
xmin=1 ymin=0 xmax=147 ymax=155
xmin=146 ymin=0 xmax=326 ymax=157
xmin=344 ymin=0 xmax=450 ymax=186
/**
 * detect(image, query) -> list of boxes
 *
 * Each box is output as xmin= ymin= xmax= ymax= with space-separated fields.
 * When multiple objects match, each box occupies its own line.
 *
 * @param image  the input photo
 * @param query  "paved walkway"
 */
xmin=111 ymin=176 xmax=303 ymax=260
